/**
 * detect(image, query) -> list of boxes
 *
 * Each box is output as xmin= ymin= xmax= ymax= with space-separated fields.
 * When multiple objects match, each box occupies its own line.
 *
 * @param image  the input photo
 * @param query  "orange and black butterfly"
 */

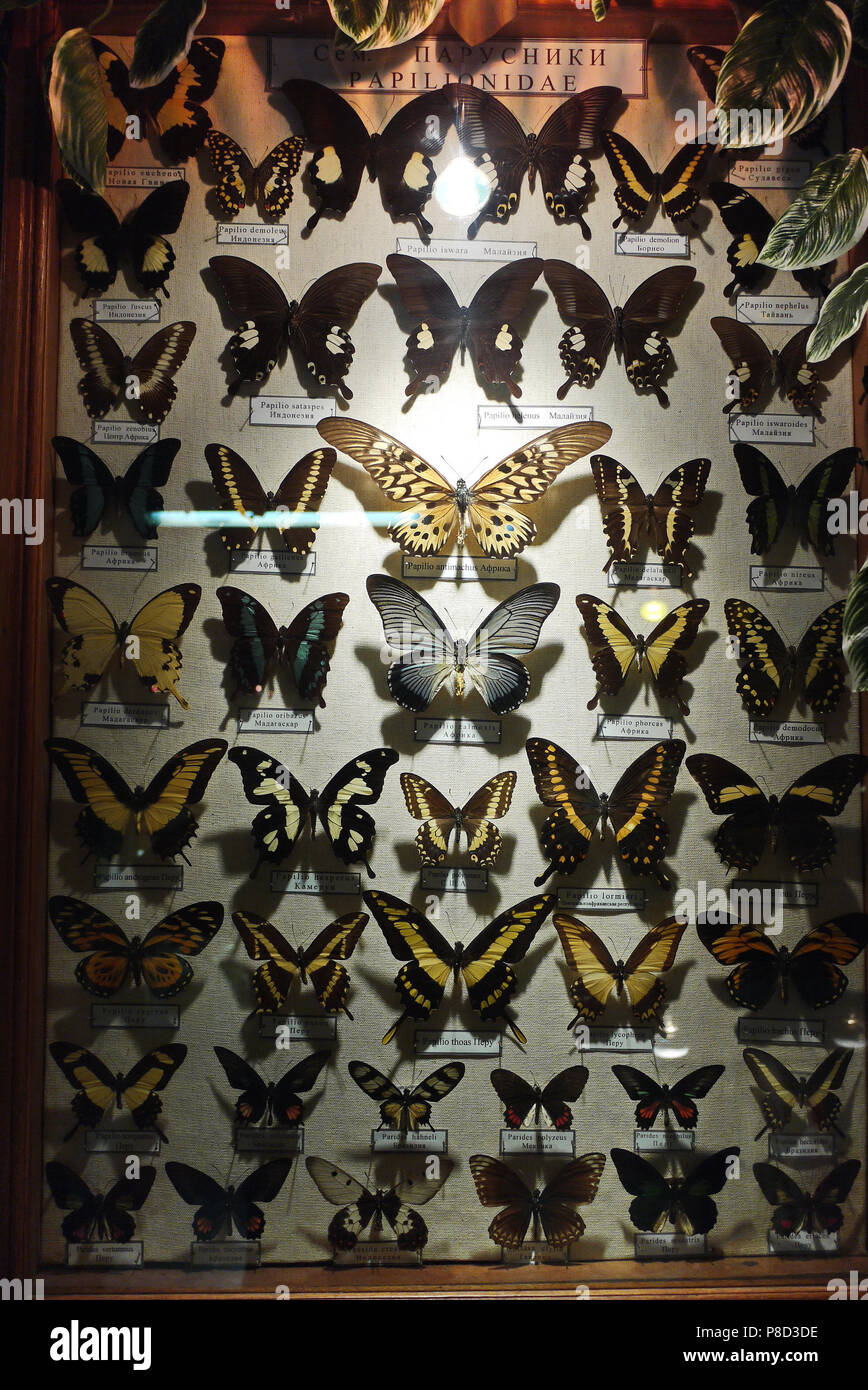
xmin=166 ymin=1159 xmax=293 ymax=1241
xmin=46 ymin=1162 xmax=156 ymax=1244
xmin=214 ymin=1047 xmax=330 ymax=1128
xmin=50 ymin=896 xmax=222 ymax=998
xmin=232 ymin=910 xmax=368 ymax=1017
xmin=469 ymin=1153 xmax=605 ymax=1248
xmin=489 ymin=1066 xmax=589 ymax=1131
xmin=697 ymin=915 xmax=868 ymax=1012
xmin=590 ymin=454 xmax=710 ymax=573
xmin=611 ymin=1063 xmax=724 ymax=1129
xmin=400 ymin=771 xmax=517 ymax=868
xmin=50 ymin=1041 xmax=187 ymax=1141
xmin=724 ymin=598 xmax=847 ymax=719
xmin=347 ymin=1060 xmax=466 ymax=1133
xmin=554 ymin=915 xmax=687 ymax=1029
xmin=611 ymin=1145 xmax=739 ymax=1234
xmin=92 ymin=36 xmax=225 ymax=163
xmin=577 ymin=594 xmax=708 ymax=715
xmin=743 ymin=1047 xmax=853 ymax=1139
xmin=754 ymin=1160 xmax=860 ymax=1238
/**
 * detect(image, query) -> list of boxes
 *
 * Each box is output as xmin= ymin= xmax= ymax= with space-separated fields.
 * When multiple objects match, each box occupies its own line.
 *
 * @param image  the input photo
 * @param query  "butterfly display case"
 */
xmin=2 ymin=0 xmax=868 ymax=1299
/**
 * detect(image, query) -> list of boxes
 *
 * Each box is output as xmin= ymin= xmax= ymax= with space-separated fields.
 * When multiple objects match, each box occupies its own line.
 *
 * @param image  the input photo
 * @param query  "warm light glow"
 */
xmin=434 ymin=156 xmax=490 ymax=217
xmin=641 ymin=599 xmax=667 ymax=623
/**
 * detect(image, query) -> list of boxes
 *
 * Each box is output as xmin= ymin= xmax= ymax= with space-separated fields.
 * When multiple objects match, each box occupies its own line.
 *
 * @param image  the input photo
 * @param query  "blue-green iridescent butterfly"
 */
xmin=52 ymin=435 xmax=180 ymax=539
xmin=216 ymin=587 xmax=348 ymax=707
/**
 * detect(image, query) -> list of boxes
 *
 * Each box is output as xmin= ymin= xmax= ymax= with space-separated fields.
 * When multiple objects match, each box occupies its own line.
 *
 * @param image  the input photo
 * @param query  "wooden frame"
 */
xmin=1 ymin=0 xmax=865 ymax=1299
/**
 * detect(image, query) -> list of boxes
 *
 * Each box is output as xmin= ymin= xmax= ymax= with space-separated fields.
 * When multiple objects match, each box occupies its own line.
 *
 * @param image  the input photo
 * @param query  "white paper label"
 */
xmin=235 ymin=1127 xmax=304 ymax=1154
xmin=191 ymin=1242 xmax=260 ymax=1268
xmin=736 ymin=880 xmax=818 ymax=908
xmin=499 ymin=1129 xmax=576 ymax=1156
xmin=477 ymin=404 xmax=594 ymax=429
xmin=81 ymin=545 xmax=158 ymax=572
xmin=80 ymin=702 xmax=170 ymax=729
xmin=636 ymin=1233 xmax=708 ymax=1259
xmin=371 ymin=1129 xmax=448 ymax=1154
xmin=736 ymin=296 xmax=818 ymax=326
xmin=401 ymin=555 xmax=517 ymax=582
xmin=415 ymin=1029 xmax=501 ymax=1057
xmin=750 ymin=565 xmax=824 ymax=592
xmin=596 ymin=714 xmax=674 ymax=741
xmin=421 ymin=866 xmax=488 ymax=893
xmin=230 ymin=550 xmax=315 ymax=575
xmin=93 ymin=299 xmax=160 ymax=323
xmin=85 ymin=1130 xmax=160 ymax=1154
xmin=579 ymin=1026 xmax=655 ymax=1051
xmin=67 ymin=1242 xmax=143 ymax=1267
xmin=729 ymin=159 xmax=811 ymax=189
xmin=737 ymin=1017 xmax=825 ymax=1046
xmin=105 ymin=166 xmax=185 ymax=189
xmin=414 ymin=717 xmax=501 ymax=745
xmin=93 ymin=865 xmax=182 ymax=892
xmin=216 ymin=222 xmax=289 ymax=245
xmin=768 ymin=1231 xmax=838 ymax=1255
xmin=237 ymin=708 xmax=316 ymax=734
xmin=257 ymin=1013 xmax=337 ymax=1041
xmin=92 ymin=421 xmax=160 ymax=446
xmin=90 ymin=1003 xmax=179 ymax=1030
xmin=614 ymin=231 xmax=690 ymax=258
xmin=557 ymin=887 xmax=645 ymax=912
xmin=608 ymin=562 xmax=682 ymax=588
xmin=501 ymin=1241 xmax=569 ymax=1266
xmin=635 ymin=1130 xmax=695 ymax=1152
xmin=729 ymin=413 xmax=814 ymax=446
xmin=395 ymin=236 xmax=537 ymax=261
xmin=769 ymin=1133 xmax=837 ymax=1161
xmin=270 ymin=869 xmax=361 ymax=895
xmin=333 ymin=1242 xmax=420 ymax=1267
xmin=250 ymin=397 xmax=336 ymax=427
xmin=749 ymin=719 xmax=825 ymax=745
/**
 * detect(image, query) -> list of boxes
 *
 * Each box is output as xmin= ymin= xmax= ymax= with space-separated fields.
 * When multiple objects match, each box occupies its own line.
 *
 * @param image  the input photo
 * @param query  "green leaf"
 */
xmin=353 ymin=0 xmax=446 ymax=50
xmin=758 ymin=150 xmax=868 ymax=270
xmin=327 ymin=0 xmax=387 ymax=43
xmin=592 ymin=0 xmax=610 ymax=18
xmin=806 ymin=263 xmax=868 ymax=360
xmin=48 ymin=28 xmax=107 ymax=194
xmin=129 ymin=0 xmax=206 ymax=87
xmin=843 ymin=558 xmax=868 ymax=692
xmin=716 ymin=0 xmax=851 ymax=148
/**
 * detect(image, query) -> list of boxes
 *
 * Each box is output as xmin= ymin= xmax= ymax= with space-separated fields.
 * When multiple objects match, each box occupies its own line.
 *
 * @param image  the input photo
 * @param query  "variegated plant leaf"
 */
xmin=843 ymin=557 xmax=868 ymax=692
xmin=716 ymin=0 xmax=851 ymax=148
xmin=354 ymin=0 xmax=446 ymax=50
xmin=592 ymin=0 xmax=610 ymax=18
xmin=327 ymin=0 xmax=388 ymax=43
xmin=48 ymin=28 xmax=107 ymax=194
xmin=806 ymin=264 xmax=868 ymax=361
xmin=758 ymin=150 xmax=868 ymax=270
xmin=129 ymin=0 xmax=207 ymax=88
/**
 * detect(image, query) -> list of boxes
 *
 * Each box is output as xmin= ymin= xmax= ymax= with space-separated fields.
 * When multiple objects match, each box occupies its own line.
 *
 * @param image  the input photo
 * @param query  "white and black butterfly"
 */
xmin=366 ymin=574 xmax=560 ymax=715
xmin=305 ymin=1155 xmax=452 ymax=1252
xmin=711 ymin=318 xmax=823 ymax=417
xmin=70 ymin=320 xmax=196 ymax=423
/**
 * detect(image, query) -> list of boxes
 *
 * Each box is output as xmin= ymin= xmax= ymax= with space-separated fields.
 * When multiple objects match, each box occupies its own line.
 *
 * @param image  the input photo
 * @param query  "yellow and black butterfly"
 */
xmin=611 ymin=1145 xmax=739 ymax=1234
xmin=611 ymin=1063 xmax=725 ymax=1130
xmin=743 ymin=1047 xmax=853 ymax=1139
xmin=577 ymin=594 xmax=709 ymax=715
xmin=686 ymin=752 xmax=868 ymax=872
xmin=706 ymin=183 xmax=829 ymax=300
xmin=46 ymin=577 xmax=200 ymax=709
xmin=232 ymin=910 xmax=368 ymax=1017
xmin=525 ymin=738 xmax=685 ymax=888
xmin=591 ymin=454 xmax=710 ymax=573
xmin=45 ymin=1161 xmax=156 ymax=1243
xmin=50 ymin=896 xmax=223 ymax=998
xmin=554 ymin=915 xmax=686 ymax=1029
xmin=724 ymin=598 xmax=847 ymax=719
xmin=490 ymin=1066 xmax=589 ymax=1131
xmin=696 ymin=915 xmax=868 ymax=1011
xmin=734 ymin=445 xmax=859 ymax=557
xmin=601 ymin=130 xmax=711 ymax=227
xmin=754 ymin=1160 xmax=860 ymax=1238
xmin=93 ymin=36 xmax=225 ymax=164
xmin=45 ymin=737 xmax=227 ymax=862
xmin=57 ymin=177 xmax=189 ymax=299
xmin=50 ymin=1040 xmax=187 ymax=1141
xmin=70 ymin=319 xmax=196 ymax=424
xmin=204 ymin=130 xmax=304 ymax=220
xmin=469 ymin=1153 xmax=605 ymax=1249
xmin=205 ymin=443 xmax=336 ymax=556
xmin=347 ymin=1060 xmax=466 ymax=1133
xmin=400 ymin=770 xmax=516 ymax=868
xmin=306 ymin=1155 xmax=452 ymax=1252
xmin=317 ymin=417 xmax=611 ymax=557
xmin=364 ymin=889 xmax=555 ymax=1045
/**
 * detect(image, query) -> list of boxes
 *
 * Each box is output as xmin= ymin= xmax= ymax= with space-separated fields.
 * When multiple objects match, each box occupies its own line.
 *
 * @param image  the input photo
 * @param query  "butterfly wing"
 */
xmin=387 ymin=253 xmax=463 ymax=396
xmin=46 ymin=577 xmax=120 ymax=697
xmin=137 ymin=902 xmax=223 ymax=998
xmin=676 ymin=1147 xmax=740 ymax=1235
xmin=777 ymin=755 xmax=868 ymax=871
xmin=525 ymin=738 xmax=603 ymax=882
xmin=734 ymin=444 xmax=791 ymax=554
xmin=459 ymin=771 xmax=517 ymax=867
xmin=213 ymin=1047 xmax=269 ymax=1126
xmin=538 ymin=1154 xmax=606 ymax=1246
xmin=117 ymin=438 xmax=180 ymax=539
xmin=127 ymin=583 xmax=201 ymax=708
xmin=50 ymin=1042 xmax=118 ymax=1130
xmin=281 ymin=80 xmax=370 ymax=231
xmin=464 ymin=582 xmax=560 ymax=715
xmin=305 ymin=1157 xmax=377 ymax=1250
xmin=164 ymin=1162 xmax=231 ymax=1241
xmin=205 ymin=131 xmax=302 ymax=220
xmin=687 ymin=45 xmax=723 ymax=101
xmin=227 ymin=745 xmax=312 ymax=872
xmin=445 ymin=83 xmax=530 ymax=237
xmin=347 ymin=1061 xmax=404 ymax=1127
xmin=744 ymin=1048 xmax=805 ymax=1134
xmin=606 ymin=740 xmax=686 ymax=888
xmin=458 ymin=894 xmax=555 ymax=1041
xmin=463 ymin=257 xmax=545 ymax=397
xmin=788 ymin=915 xmax=868 ymax=1009
xmin=538 ymin=1066 xmax=590 ymax=1130
xmin=776 ymin=326 xmax=822 ymax=417
xmin=45 ymin=737 xmax=138 ymax=859
xmin=363 ymin=889 xmax=455 ymax=1042
xmin=299 ymin=913 xmax=368 ymax=1016
xmin=232 ymin=911 xmax=301 ymax=1012
xmin=649 ymin=458 xmax=710 ymax=568
xmin=711 ymin=317 xmax=772 ymax=414
xmin=543 ymin=261 xmax=615 ymax=398
xmin=534 ymin=87 xmax=621 ymax=230
xmin=47 ymin=1163 xmax=155 ymax=1244
xmin=795 ymin=449 xmax=859 ymax=555
xmin=372 ymin=88 xmax=453 ymax=235
xmin=228 ymin=1159 xmax=293 ymax=1239
xmin=724 ymin=598 xmax=791 ymax=719
xmin=707 ymin=183 xmax=775 ymax=297
xmin=619 ymin=266 xmax=697 ymax=404
xmin=686 ymin=752 xmax=771 ymax=871
xmin=123 ymin=180 xmax=190 ymax=297
xmin=576 ymin=594 xmax=639 ymax=705
xmin=134 ymin=739 xmax=227 ymax=861
xmin=489 ymin=1070 xmax=539 ymax=1129
xmin=658 ymin=142 xmax=711 ymax=221
xmin=619 ymin=917 xmax=687 ymax=1024
xmin=316 ymin=748 xmax=399 ymax=874
xmin=665 ymin=1065 xmax=726 ymax=1128
xmin=697 ymin=917 xmax=781 ymax=1010
xmin=69 ymin=319 xmax=125 ymax=418
xmin=753 ymin=1161 xmax=810 ymax=1237
xmin=808 ymin=1159 xmax=861 ymax=1235
xmin=57 ymin=178 xmax=121 ymax=296
xmin=204 ymin=443 xmax=269 ymax=552
xmin=127 ymin=322 xmax=196 ymax=424
xmin=552 ymin=915 xmax=619 ymax=1024
xmin=271 ymin=446 xmax=337 ymax=555
xmin=468 ymin=1154 xmax=533 ymax=1247
xmin=49 ymin=896 xmax=132 ymax=997
xmin=141 ymin=37 xmax=225 ymax=163
xmin=609 ymin=1148 xmax=672 ymax=1232
xmin=269 ymin=1050 xmax=331 ymax=1126
xmin=366 ymin=574 xmax=455 ymax=712
xmin=216 ymin=587 xmax=281 ymax=694
xmin=118 ymin=1044 xmax=187 ymax=1133
xmin=601 ymin=131 xmax=657 ymax=223
xmin=611 ymin=1066 xmax=667 ymax=1129
xmin=281 ymin=592 xmax=349 ymax=707
xmin=208 ymin=255 xmax=291 ymax=385
xmin=400 ymin=772 xmax=458 ymax=866
xmin=291 ymin=263 xmax=381 ymax=398
xmin=51 ymin=436 xmax=115 ymax=537
xmin=590 ymin=453 xmax=646 ymax=566
xmin=641 ymin=600 xmax=709 ymax=714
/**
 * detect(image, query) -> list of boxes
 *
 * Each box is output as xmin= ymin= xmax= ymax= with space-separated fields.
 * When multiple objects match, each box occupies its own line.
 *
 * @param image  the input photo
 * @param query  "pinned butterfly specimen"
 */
xmin=444 ymin=82 xmax=621 ymax=238
xmin=46 ymin=578 xmax=201 ymax=709
xmin=591 ymin=454 xmax=710 ymax=575
xmin=706 ymin=183 xmax=829 ymax=300
xmin=543 ymin=261 xmax=696 ymax=404
xmin=490 ymin=1066 xmax=589 ymax=1131
xmin=554 ymin=916 xmax=687 ymax=1029
xmin=685 ymin=752 xmax=868 ymax=873
xmin=733 ymin=444 xmax=859 ymax=557
xmin=754 ymin=1160 xmax=860 ymax=1238
xmin=57 ymin=177 xmax=190 ymax=299
xmin=50 ymin=1040 xmax=187 ymax=1141
xmin=577 ymin=594 xmax=709 ymax=716
xmin=367 ymin=575 xmax=559 ymax=716
xmin=306 ymin=1155 xmax=452 ymax=1252
xmin=347 ymin=1060 xmax=466 ymax=1133
xmin=723 ymin=598 xmax=847 ymax=719
xmin=281 ymin=80 xmax=453 ymax=239
xmin=52 ymin=435 xmax=180 ymax=540
xmin=610 ymin=1146 xmax=740 ymax=1234
xmin=45 ymin=737 xmax=227 ymax=861
xmin=743 ymin=1047 xmax=853 ymax=1139
xmin=318 ymin=416 xmax=612 ymax=557
xmin=227 ymin=746 xmax=398 ymax=877
xmin=207 ymin=255 xmax=380 ymax=397
xmin=611 ymin=1063 xmax=725 ymax=1130
xmin=711 ymin=318 xmax=822 ymax=417
xmin=45 ymin=1161 xmax=156 ymax=1244
xmin=214 ymin=1047 xmax=330 ymax=1128
xmin=386 ymin=253 xmax=543 ymax=398
xmin=204 ymin=129 xmax=303 ymax=220
xmin=205 ymin=442 xmax=336 ymax=556
xmin=364 ymin=889 xmax=555 ymax=1045
xmin=165 ymin=1158 xmax=293 ymax=1241
xmin=696 ymin=914 xmax=868 ymax=1011
xmin=469 ymin=1153 xmax=605 ymax=1249
xmin=601 ymin=131 xmax=711 ymax=227
xmin=49 ymin=896 xmax=223 ymax=999
xmin=216 ymin=588 xmax=349 ymax=707
xmin=69 ymin=319 xmax=196 ymax=423
xmin=400 ymin=770 xmax=516 ymax=869
xmin=525 ymin=738 xmax=685 ymax=888
xmin=92 ymin=36 xmax=225 ymax=163
xmin=232 ymin=910 xmax=368 ymax=1017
